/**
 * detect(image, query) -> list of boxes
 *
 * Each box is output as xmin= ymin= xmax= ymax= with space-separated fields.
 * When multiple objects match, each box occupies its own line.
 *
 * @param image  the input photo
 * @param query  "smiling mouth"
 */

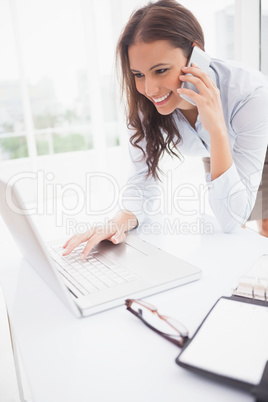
xmin=152 ymin=91 xmax=172 ymax=105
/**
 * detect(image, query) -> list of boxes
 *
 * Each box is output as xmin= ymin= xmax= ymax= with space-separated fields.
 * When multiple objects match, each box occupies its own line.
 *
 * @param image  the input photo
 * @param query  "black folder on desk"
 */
xmin=176 ymin=255 xmax=268 ymax=402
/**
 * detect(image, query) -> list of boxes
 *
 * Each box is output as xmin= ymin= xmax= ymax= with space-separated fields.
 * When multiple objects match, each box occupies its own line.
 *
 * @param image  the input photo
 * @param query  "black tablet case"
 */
xmin=176 ymin=296 xmax=268 ymax=401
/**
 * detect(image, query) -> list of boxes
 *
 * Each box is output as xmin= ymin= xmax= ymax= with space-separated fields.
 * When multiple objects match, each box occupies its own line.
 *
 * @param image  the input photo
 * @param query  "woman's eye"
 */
xmin=134 ymin=73 xmax=144 ymax=79
xmin=156 ymin=68 xmax=168 ymax=74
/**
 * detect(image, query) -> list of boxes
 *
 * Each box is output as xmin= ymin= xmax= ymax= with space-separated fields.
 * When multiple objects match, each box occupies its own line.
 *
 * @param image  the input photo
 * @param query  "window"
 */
xmin=22 ymin=0 xmax=93 ymax=157
xmin=0 ymin=0 xmax=129 ymax=164
xmin=0 ymin=0 xmax=26 ymax=160
xmin=181 ymin=0 xmax=235 ymax=59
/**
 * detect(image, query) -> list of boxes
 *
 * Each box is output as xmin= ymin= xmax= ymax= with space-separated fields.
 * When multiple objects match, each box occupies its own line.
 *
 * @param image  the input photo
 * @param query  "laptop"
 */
xmin=0 ymin=179 xmax=201 ymax=317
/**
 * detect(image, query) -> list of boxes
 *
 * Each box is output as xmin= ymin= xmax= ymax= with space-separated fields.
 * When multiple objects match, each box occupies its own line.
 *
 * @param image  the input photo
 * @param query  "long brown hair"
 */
xmin=116 ymin=0 xmax=205 ymax=179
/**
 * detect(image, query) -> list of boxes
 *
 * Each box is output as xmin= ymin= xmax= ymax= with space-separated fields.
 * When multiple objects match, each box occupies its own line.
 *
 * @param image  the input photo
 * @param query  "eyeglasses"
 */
xmin=125 ymin=299 xmax=189 ymax=347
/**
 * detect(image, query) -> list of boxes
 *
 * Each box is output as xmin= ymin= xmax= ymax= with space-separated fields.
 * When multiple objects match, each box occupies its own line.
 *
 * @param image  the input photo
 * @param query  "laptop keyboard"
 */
xmin=49 ymin=245 xmax=137 ymax=297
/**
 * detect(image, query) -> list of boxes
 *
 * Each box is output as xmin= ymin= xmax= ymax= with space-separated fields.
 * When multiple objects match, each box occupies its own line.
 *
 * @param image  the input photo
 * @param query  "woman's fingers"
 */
xmin=177 ymin=86 xmax=198 ymax=104
xmin=63 ymin=221 xmax=124 ymax=259
xmin=62 ymin=235 xmax=75 ymax=249
xmin=80 ymin=229 xmax=110 ymax=259
xmin=179 ymin=74 xmax=206 ymax=95
xmin=109 ymin=228 xmax=127 ymax=245
xmin=80 ymin=236 xmax=100 ymax=259
xmin=80 ymin=224 xmax=123 ymax=259
xmin=181 ymin=65 xmax=213 ymax=88
xmin=62 ymin=231 xmax=92 ymax=256
xmin=62 ymin=218 xmax=129 ymax=259
xmin=179 ymin=64 xmax=225 ymax=134
xmin=177 ymin=65 xmax=213 ymax=105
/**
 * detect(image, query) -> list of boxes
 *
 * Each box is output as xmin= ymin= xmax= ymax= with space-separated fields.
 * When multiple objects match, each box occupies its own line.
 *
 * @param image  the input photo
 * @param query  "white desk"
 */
xmin=0 ymin=213 xmax=268 ymax=402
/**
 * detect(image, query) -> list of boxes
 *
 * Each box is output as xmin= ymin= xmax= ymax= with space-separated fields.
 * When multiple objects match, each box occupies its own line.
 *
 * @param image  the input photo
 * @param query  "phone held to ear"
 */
xmin=179 ymin=46 xmax=211 ymax=106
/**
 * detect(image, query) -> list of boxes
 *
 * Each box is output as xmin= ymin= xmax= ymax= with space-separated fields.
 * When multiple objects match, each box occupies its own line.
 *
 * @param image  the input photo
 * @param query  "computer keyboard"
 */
xmin=49 ymin=245 xmax=137 ymax=297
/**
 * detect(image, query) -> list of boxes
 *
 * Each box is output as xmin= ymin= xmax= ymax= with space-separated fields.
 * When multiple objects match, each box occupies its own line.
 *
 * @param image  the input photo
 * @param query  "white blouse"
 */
xmin=121 ymin=58 xmax=268 ymax=232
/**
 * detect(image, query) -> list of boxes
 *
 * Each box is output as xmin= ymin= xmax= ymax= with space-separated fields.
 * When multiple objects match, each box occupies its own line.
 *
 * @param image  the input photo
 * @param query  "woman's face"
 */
xmin=128 ymin=40 xmax=194 ymax=115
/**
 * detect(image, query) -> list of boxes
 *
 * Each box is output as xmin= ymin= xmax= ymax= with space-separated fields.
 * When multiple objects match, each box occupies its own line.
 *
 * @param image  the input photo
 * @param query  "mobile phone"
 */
xmin=179 ymin=46 xmax=211 ymax=106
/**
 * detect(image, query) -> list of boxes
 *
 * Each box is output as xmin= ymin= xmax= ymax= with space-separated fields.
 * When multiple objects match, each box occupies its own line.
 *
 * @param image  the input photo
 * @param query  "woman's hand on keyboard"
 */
xmin=62 ymin=210 xmax=138 ymax=259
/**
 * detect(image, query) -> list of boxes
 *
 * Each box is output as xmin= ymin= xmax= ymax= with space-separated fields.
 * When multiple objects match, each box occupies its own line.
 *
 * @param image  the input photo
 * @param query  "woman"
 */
xmin=63 ymin=0 xmax=268 ymax=259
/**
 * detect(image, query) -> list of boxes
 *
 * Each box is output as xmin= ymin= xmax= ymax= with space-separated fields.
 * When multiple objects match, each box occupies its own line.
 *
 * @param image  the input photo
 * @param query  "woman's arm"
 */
xmin=178 ymin=64 xmax=233 ymax=181
xmin=63 ymin=130 xmax=160 ymax=258
xmin=178 ymin=66 xmax=268 ymax=232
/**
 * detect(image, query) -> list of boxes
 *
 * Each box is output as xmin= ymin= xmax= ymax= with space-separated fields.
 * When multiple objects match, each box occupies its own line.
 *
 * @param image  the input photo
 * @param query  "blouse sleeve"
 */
xmin=206 ymin=85 xmax=268 ymax=232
